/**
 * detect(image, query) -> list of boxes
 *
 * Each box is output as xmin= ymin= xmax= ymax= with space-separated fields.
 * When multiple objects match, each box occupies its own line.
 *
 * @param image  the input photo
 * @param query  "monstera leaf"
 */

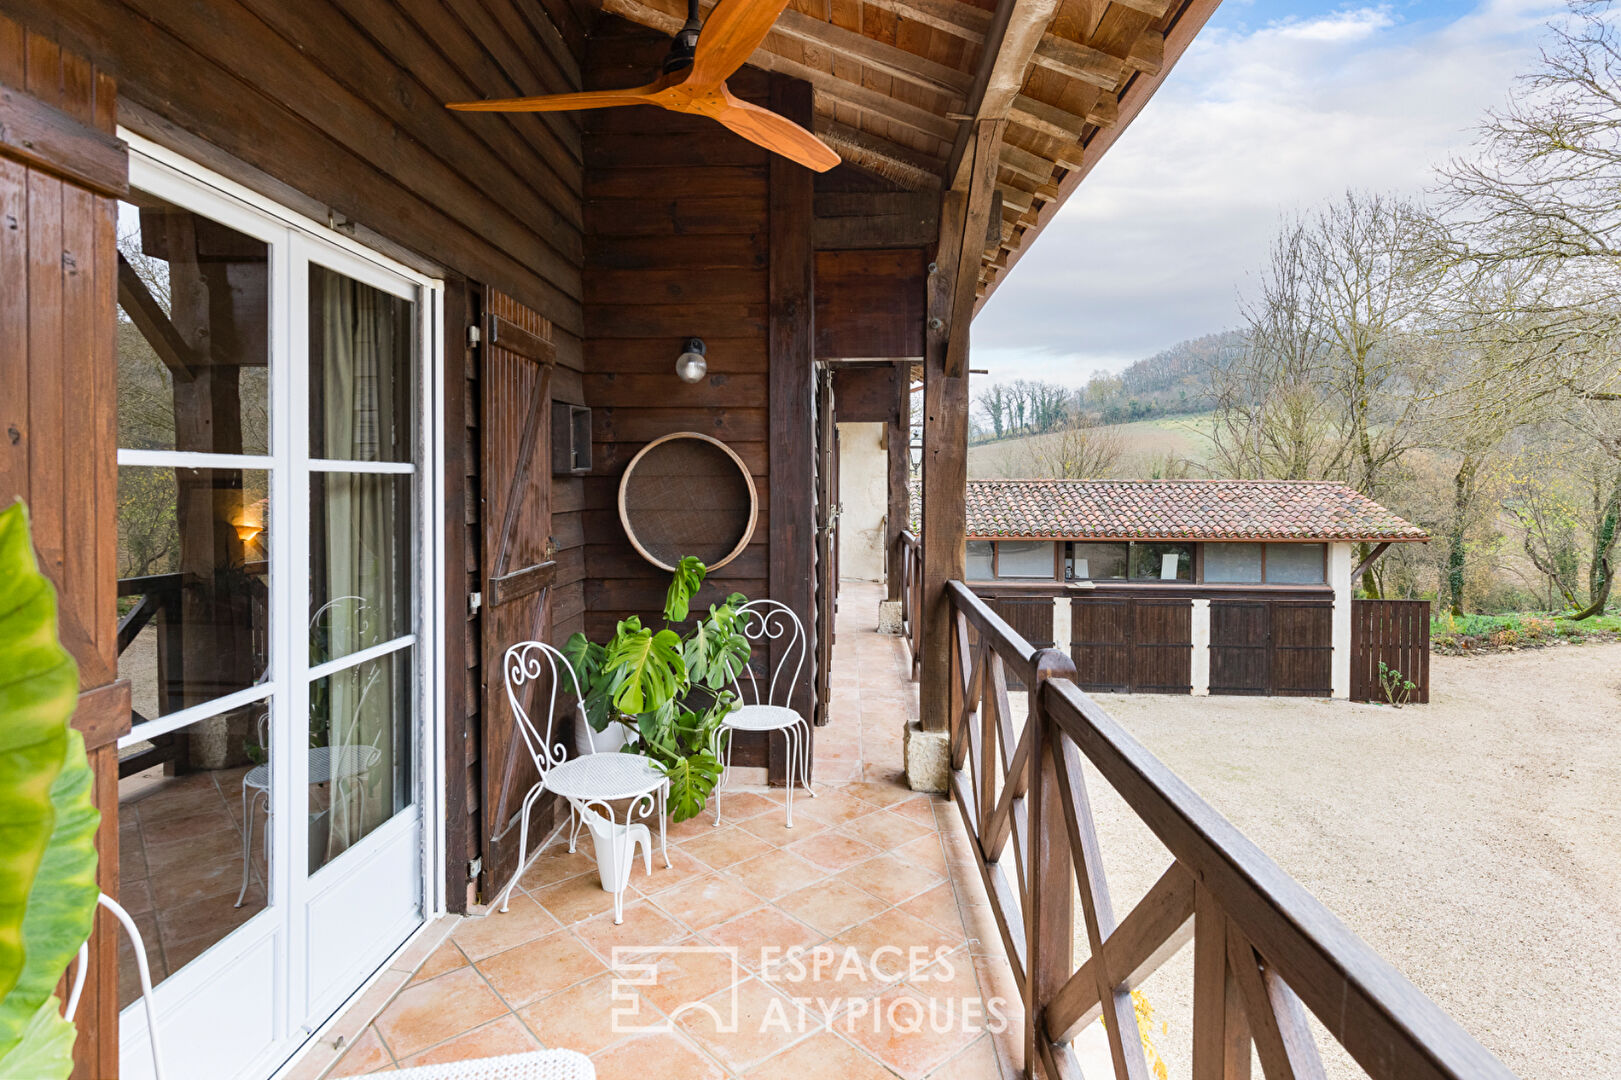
xmin=0 ymin=502 xmax=100 ymax=1076
xmin=603 ymin=618 xmax=685 ymax=716
xmin=663 ymin=556 xmax=706 ymax=623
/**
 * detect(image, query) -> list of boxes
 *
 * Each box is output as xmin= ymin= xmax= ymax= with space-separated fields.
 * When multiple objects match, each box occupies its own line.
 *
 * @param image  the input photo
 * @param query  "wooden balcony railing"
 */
xmin=896 ymin=529 xmax=923 ymax=680
xmin=943 ymin=580 xmax=1518 ymax=1080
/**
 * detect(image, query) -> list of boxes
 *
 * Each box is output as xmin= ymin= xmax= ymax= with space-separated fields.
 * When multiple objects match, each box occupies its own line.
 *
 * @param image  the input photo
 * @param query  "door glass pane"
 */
xmin=116 ymin=195 xmax=270 ymax=455
xmin=1265 ymin=543 xmax=1326 ymax=584
xmin=117 ymin=466 xmax=270 ymax=721
xmin=309 ymin=472 xmax=412 ymax=664
xmin=966 ymin=541 xmax=994 ymax=580
xmin=309 ymin=265 xmax=416 ymax=462
xmin=117 ymin=701 xmax=272 ymax=1007
xmin=996 ymin=540 xmax=1055 ymax=578
xmin=1205 ymin=543 xmax=1262 ymax=584
xmin=1070 ymin=542 xmax=1128 ymax=580
xmin=308 ymin=648 xmax=414 ymax=873
xmin=1129 ymin=542 xmax=1193 ymax=581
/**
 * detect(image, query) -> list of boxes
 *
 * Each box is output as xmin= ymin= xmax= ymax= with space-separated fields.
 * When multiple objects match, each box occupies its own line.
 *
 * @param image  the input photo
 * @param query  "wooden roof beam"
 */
xmin=1127 ymin=30 xmax=1165 ymax=75
xmin=1032 ymin=35 xmax=1128 ymax=91
xmin=862 ymin=0 xmax=991 ymax=45
xmin=771 ymin=8 xmax=974 ymax=101
xmin=814 ymin=118 xmax=945 ymax=190
xmin=600 ymin=0 xmax=959 ymax=141
xmin=1010 ymin=92 xmax=1112 ymax=140
xmin=943 ymin=0 xmax=1065 ymax=190
xmin=999 ymin=141 xmax=1054 ymax=183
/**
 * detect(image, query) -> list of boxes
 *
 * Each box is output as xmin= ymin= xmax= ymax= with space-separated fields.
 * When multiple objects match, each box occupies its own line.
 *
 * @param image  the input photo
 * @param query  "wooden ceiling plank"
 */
xmin=862 ymin=0 xmax=991 ymax=44
xmin=1031 ymin=34 xmax=1126 ymax=91
xmin=774 ymin=8 xmax=973 ymax=101
xmin=1109 ymin=0 xmax=1171 ymax=18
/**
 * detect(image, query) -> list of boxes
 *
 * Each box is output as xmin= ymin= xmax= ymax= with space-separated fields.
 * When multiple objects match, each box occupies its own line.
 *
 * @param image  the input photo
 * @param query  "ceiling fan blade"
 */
xmin=711 ymin=92 xmax=840 ymax=172
xmin=686 ymin=0 xmax=792 ymax=87
xmin=447 ymin=82 xmax=667 ymax=112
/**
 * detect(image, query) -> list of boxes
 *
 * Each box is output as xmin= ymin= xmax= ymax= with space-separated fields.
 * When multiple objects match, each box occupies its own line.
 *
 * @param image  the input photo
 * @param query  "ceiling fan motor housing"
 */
xmin=664 ymin=0 xmax=703 ymax=73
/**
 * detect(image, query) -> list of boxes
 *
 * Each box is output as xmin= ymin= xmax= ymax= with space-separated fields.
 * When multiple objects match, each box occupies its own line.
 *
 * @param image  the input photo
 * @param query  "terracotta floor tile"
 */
xmin=627 ymin=844 xmax=710 ymax=898
xmin=786 ymin=831 xmax=880 ymax=872
xmin=327 ymin=1026 xmax=393 ymax=1077
xmin=396 ymin=1013 xmax=539 ymax=1067
xmin=677 ymin=977 xmax=816 ymax=1071
xmin=794 ymin=790 xmax=879 ymax=827
xmin=574 ymin=900 xmax=687 ymax=958
xmin=744 ymin=1030 xmax=899 ymax=1080
xmin=705 ymin=907 xmax=824 ymax=970
xmin=888 ymin=797 xmax=940 ymax=828
xmin=534 ymin=873 xmax=626 ymax=926
xmin=834 ymin=910 xmax=959 ymax=983
xmin=835 ymin=852 xmax=944 ymax=906
xmin=712 ymin=790 xmax=781 ymax=820
xmin=839 ymin=810 xmax=932 ymax=852
xmin=924 ymin=1034 xmax=1007 ymax=1080
xmin=590 ymin=1031 xmax=726 ymax=1080
xmin=775 ymin=879 xmax=890 ymax=937
xmin=516 ymin=843 xmax=597 ymax=891
xmin=723 ymin=849 xmax=826 ymax=901
xmin=841 ymin=781 xmax=922 ymax=810
xmin=736 ymin=810 xmax=826 ymax=845
xmin=515 ymin=972 xmax=629 ymax=1056
xmin=665 ymin=812 xmax=719 ymax=842
xmin=371 ymin=966 xmax=508 ymax=1060
xmin=476 ymin=929 xmax=606 ymax=1008
xmin=680 ymin=826 xmax=776 ymax=870
xmin=649 ymin=873 xmax=765 ymax=932
xmin=628 ymin=940 xmax=748 ymax=1017
xmin=407 ymin=941 xmax=470 ymax=985
xmin=894 ymin=833 xmax=951 ymax=876
xmin=451 ymin=895 xmax=561 ymax=961
xmin=897 ymin=882 xmax=966 ymax=939
xmin=838 ymin=986 xmax=980 ymax=1079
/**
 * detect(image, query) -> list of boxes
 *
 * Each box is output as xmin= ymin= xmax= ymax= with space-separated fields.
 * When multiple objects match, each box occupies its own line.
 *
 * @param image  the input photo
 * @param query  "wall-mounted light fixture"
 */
xmin=675 ymin=337 xmax=707 ymax=383
xmin=235 ymin=522 xmax=264 ymax=545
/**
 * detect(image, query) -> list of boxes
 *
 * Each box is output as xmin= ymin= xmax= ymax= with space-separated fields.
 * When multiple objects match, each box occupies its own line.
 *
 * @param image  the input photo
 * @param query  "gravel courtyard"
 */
xmin=1044 ymin=641 xmax=1621 ymax=1080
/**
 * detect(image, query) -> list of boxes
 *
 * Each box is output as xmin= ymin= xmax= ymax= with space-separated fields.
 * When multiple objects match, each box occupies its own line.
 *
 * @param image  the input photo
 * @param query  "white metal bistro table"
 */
xmin=387 ymin=1048 xmax=594 ymax=1079
xmin=540 ymin=751 xmax=671 ymax=923
xmin=235 ymin=743 xmax=382 ymax=906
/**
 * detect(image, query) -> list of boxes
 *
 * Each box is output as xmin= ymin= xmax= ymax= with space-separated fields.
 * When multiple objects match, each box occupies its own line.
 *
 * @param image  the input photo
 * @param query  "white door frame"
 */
xmin=115 ymin=131 xmax=448 ymax=1080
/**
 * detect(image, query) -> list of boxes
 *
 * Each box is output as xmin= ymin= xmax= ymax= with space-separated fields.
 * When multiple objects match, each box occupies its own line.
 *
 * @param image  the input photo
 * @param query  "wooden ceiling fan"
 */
xmin=447 ymin=0 xmax=840 ymax=172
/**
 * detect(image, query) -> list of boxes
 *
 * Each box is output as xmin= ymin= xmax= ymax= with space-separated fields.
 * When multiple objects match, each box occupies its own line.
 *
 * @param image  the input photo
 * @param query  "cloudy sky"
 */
xmin=972 ymin=0 xmax=1566 ymax=387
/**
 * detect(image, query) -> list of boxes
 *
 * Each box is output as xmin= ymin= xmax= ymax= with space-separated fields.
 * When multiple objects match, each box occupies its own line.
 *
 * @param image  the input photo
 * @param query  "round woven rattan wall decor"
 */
xmin=618 ymin=431 xmax=759 ymax=572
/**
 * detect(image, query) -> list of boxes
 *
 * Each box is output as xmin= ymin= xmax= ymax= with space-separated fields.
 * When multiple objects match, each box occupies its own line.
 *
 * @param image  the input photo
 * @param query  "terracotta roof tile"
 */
xmin=955 ymin=480 xmax=1427 ymax=542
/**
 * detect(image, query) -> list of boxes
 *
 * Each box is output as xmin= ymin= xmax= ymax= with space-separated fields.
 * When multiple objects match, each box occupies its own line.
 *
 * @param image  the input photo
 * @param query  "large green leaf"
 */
xmin=0 ymin=502 xmax=79 ymax=1007
xmin=0 ymin=998 xmax=77 ymax=1080
xmin=604 ymin=620 xmax=685 ymax=716
xmin=0 ymin=730 xmax=99 ymax=1059
xmin=662 ymin=556 xmax=706 ymax=623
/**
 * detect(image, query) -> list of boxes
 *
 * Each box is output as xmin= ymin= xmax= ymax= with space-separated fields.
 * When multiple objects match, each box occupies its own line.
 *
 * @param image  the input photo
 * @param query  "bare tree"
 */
xmin=1012 ymin=424 xmax=1124 ymax=479
xmin=976 ymin=382 xmax=1012 ymax=440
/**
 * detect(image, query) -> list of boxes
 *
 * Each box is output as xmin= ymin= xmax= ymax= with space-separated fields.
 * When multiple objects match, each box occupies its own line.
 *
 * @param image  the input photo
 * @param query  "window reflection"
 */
xmin=309 ymin=265 xmax=416 ymax=463
xmin=116 ymin=195 xmax=270 ymax=455
xmin=309 ymin=473 xmax=412 ymax=664
xmin=117 ymin=466 xmax=270 ymax=723
xmin=308 ymin=649 xmax=413 ymax=873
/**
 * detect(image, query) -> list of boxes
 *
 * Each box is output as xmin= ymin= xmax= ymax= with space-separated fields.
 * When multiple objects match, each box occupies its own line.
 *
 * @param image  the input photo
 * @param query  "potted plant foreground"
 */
xmin=562 ymin=556 xmax=750 ymax=822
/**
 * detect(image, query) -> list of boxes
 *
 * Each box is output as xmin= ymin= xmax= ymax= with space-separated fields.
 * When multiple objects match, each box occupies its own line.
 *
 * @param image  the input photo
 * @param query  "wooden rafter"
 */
xmin=813 ymin=118 xmax=944 ymax=190
xmin=862 ymin=0 xmax=992 ymax=44
xmin=944 ymin=0 xmax=1065 ymax=190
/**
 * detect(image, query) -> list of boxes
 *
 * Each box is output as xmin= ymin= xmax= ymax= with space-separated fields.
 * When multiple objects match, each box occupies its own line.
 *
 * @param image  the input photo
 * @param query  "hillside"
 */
xmin=967 ymin=413 xmax=1218 ymax=479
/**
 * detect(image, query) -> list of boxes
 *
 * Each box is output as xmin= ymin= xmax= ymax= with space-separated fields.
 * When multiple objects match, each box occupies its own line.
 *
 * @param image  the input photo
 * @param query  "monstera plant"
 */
xmin=0 ymin=501 xmax=101 ymax=1079
xmin=563 ymin=557 xmax=750 ymax=821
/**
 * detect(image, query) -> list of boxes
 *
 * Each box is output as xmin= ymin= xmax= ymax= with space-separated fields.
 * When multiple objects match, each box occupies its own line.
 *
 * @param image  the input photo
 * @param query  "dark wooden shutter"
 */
xmin=1131 ymin=598 xmax=1192 ymax=693
xmin=1071 ymin=597 xmax=1131 ymax=693
xmin=1272 ymin=601 xmax=1333 ymax=696
xmin=983 ymin=593 xmax=1054 ymax=690
xmin=1210 ymin=600 xmax=1271 ymax=695
xmin=0 ymin=18 xmax=128 ymax=1078
xmin=477 ymin=287 xmax=556 ymax=898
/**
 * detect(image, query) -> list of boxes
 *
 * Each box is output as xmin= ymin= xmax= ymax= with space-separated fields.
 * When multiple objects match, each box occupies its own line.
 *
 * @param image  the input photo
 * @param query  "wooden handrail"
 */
xmin=942 ymin=580 xmax=1520 ymax=1080
xmin=896 ymin=530 xmax=925 ymax=681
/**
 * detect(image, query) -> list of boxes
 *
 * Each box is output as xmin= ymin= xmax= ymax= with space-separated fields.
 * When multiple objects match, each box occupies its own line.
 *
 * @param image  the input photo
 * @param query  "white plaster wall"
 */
xmin=837 ymin=421 xmax=888 ymax=582
xmin=1330 ymin=541 xmax=1353 ymax=698
xmin=1190 ymin=598 xmax=1211 ymax=695
xmin=1052 ymin=594 xmax=1071 ymax=658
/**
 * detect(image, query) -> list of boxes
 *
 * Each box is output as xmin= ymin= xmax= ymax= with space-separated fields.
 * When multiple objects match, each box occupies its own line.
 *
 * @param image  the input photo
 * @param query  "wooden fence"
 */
xmin=944 ymin=580 xmax=1514 ymax=1080
xmin=1351 ymin=598 xmax=1431 ymax=704
xmin=896 ymin=530 xmax=923 ymax=681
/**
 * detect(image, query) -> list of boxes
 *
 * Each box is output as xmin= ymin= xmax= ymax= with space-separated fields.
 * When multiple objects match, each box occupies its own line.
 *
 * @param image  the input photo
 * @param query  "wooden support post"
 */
xmin=945 ymin=120 xmax=1004 ymax=379
xmin=919 ymin=191 xmax=968 ymax=733
xmin=768 ymin=73 xmax=816 ymax=781
xmin=1027 ymin=648 xmax=1077 ymax=1079
xmin=886 ymin=362 xmax=910 ymax=602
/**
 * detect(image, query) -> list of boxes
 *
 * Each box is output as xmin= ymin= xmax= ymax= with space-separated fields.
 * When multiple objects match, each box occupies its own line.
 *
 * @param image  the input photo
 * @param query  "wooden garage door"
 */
xmin=1210 ymin=600 xmax=1333 ymax=696
xmin=982 ymin=593 xmax=1054 ymax=690
xmin=1070 ymin=596 xmax=1191 ymax=694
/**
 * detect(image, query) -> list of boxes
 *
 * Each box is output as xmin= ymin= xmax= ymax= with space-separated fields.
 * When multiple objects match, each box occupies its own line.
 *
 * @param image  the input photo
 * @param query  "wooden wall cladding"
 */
xmin=830 ymin=365 xmax=902 ymax=424
xmin=814 ymin=248 xmax=928 ymax=360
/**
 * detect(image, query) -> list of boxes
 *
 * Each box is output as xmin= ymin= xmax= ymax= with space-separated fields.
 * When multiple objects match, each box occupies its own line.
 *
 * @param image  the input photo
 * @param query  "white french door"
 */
xmin=113 ymin=139 xmax=442 ymax=1080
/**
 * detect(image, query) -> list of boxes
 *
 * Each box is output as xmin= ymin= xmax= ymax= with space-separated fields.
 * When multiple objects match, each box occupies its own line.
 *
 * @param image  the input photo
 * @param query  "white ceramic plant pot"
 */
xmin=573 ymin=707 xmax=629 ymax=759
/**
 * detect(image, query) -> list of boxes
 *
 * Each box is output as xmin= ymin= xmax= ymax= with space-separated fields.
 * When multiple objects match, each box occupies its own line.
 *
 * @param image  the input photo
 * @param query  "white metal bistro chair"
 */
xmin=712 ymin=599 xmax=816 ymax=828
xmin=68 ymin=894 xmax=166 ymax=1080
xmin=496 ymin=641 xmax=670 ymax=923
xmin=235 ymin=597 xmax=384 ymax=907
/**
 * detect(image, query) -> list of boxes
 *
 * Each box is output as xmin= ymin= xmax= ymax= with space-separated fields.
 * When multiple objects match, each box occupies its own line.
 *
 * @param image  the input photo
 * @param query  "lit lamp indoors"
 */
xmin=235 ymin=521 xmax=264 ymax=547
xmin=675 ymin=337 xmax=707 ymax=383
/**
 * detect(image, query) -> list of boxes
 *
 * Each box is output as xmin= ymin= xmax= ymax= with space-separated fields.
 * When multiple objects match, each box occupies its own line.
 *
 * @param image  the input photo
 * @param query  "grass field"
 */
xmin=967 ymin=413 xmax=1218 ymax=478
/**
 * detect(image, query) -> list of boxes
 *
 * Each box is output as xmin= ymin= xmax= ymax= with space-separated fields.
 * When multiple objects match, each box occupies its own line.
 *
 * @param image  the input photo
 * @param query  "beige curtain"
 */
xmin=313 ymin=267 xmax=406 ymax=869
